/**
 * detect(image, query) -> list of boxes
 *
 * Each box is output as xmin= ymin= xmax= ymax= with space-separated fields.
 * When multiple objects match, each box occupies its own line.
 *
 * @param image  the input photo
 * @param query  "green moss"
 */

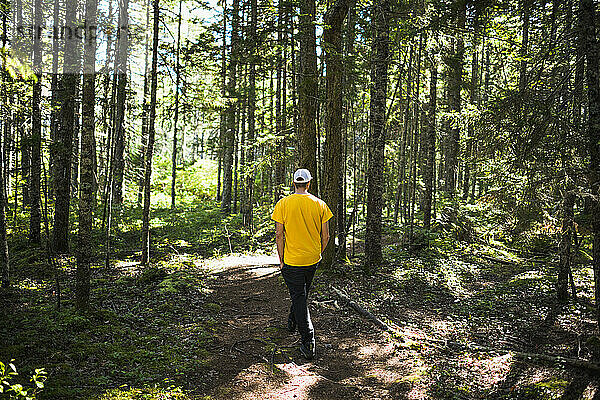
xmin=204 ymin=303 xmax=221 ymax=313
xmin=534 ymin=378 xmax=569 ymax=390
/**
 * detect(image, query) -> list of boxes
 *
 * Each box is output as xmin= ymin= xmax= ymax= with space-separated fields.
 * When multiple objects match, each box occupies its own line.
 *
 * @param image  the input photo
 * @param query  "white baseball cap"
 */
xmin=293 ymin=169 xmax=313 ymax=183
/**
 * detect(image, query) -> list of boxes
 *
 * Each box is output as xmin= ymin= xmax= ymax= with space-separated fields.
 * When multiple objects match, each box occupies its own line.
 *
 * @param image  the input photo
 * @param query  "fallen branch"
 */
xmin=331 ymin=286 xmax=391 ymax=332
xmin=331 ymin=286 xmax=600 ymax=374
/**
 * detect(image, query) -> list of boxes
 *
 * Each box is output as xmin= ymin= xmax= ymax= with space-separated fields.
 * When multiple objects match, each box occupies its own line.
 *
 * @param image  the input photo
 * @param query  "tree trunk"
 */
xmin=53 ymin=0 xmax=81 ymax=254
xmin=141 ymin=0 xmax=160 ymax=266
xmin=14 ymin=0 xmax=28 ymax=212
xmin=274 ymin=0 xmax=284 ymax=203
xmin=0 ymin=12 xmax=9 ymax=287
xmin=72 ymin=99 xmax=80 ymax=196
xmin=29 ymin=0 xmax=43 ymax=245
xmin=394 ymin=45 xmax=413 ymax=224
xmin=445 ymin=1 xmax=465 ymax=198
xmin=20 ymin=115 xmax=29 ymax=210
xmin=581 ymin=0 xmax=600 ymax=328
xmin=138 ymin=0 xmax=151 ymax=206
xmin=76 ymin=0 xmax=97 ymax=310
xmin=222 ymin=0 xmax=240 ymax=214
xmin=338 ymin=0 xmax=356 ymax=262
xmin=171 ymin=0 xmax=183 ymax=209
xmin=463 ymin=6 xmax=480 ymax=202
xmin=99 ymin=0 xmax=114 ymax=193
xmin=242 ymin=0 xmax=257 ymax=228
xmin=48 ymin=0 xmax=61 ymax=201
xmin=364 ymin=0 xmax=390 ymax=273
xmin=233 ymin=103 xmax=239 ymax=213
xmin=217 ymin=0 xmax=227 ymax=202
xmin=573 ymin=0 xmax=585 ymax=132
xmin=519 ymin=0 xmax=531 ymax=95
xmin=423 ymin=59 xmax=437 ymax=230
xmin=322 ymin=0 xmax=350 ymax=269
xmin=298 ymin=0 xmax=319 ymax=194
xmin=111 ymin=0 xmax=130 ymax=207
xmin=558 ymin=185 xmax=575 ymax=302
xmin=408 ymin=35 xmax=423 ymax=246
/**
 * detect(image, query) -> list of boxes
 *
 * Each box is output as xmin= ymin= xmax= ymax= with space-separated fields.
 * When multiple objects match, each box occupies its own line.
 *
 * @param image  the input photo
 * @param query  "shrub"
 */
xmin=0 ymin=360 xmax=46 ymax=399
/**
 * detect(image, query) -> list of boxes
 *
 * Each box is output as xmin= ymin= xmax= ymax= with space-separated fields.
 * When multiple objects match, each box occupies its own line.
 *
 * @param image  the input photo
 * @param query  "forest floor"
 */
xmin=185 ymin=249 xmax=600 ymax=400
xmin=1 ymin=201 xmax=600 ymax=399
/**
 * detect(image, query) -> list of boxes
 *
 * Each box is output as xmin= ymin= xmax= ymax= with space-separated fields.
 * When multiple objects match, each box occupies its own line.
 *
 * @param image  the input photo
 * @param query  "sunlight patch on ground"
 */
xmin=271 ymin=362 xmax=321 ymax=399
xmin=435 ymin=259 xmax=478 ymax=298
xmin=357 ymin=343 xmax=379 ymax=357
xmin=216 ymin=362 xmax=321 ymax=400
xmin=457 ymin=352 xmax=513 ymax=390
xmin=510 ymin=269 xmax=545 ymax=282
xmin=201 ymin=252 xmax=279 ymax=274
xmin=429 ymin=320 xmax=455 ymax=337
xmin=114 ymin=260 xmax=142 ymax=276
xmin=583 ymin=382 xmax=600 ymax=399
xmin=14 ymin=277 xmax=49 ymax=291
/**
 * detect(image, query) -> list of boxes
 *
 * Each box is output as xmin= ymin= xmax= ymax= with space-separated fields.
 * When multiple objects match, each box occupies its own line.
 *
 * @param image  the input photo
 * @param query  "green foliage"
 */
xmin=0 ymin=360 xmax=46 ymax=400
xmin=97 ymin=385 xmax=190 ymax=400
xmin=149 ymin=159 xmax=218 ymax=208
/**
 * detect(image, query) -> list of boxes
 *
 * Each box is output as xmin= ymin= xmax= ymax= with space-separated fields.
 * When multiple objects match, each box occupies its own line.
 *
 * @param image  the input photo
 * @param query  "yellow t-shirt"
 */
xmin=271 ymin=193 xmax=333 ymax=266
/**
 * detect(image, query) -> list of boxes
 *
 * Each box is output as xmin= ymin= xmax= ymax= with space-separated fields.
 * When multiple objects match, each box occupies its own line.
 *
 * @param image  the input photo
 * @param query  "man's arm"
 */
xmin=275 ymin=222 xmax=285 ymax=268
xmin=321 ymin=220 xmax=330 ymax=253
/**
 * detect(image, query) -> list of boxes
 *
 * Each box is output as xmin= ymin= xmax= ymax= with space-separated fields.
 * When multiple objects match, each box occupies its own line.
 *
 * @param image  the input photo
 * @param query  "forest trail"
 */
xmin=200 ymin=254 xmax=415 ymax=400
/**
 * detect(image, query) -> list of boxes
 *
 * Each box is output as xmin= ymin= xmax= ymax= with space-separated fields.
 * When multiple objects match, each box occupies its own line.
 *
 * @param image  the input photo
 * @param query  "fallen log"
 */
xmin=331 ymin=286 xmax=600 ymax=374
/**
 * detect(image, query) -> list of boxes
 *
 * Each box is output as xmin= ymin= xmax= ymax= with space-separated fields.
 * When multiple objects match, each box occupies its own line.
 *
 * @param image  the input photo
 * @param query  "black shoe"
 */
xmin=287 ymin=313 xmax=296 ymax=333
xmin=299 ymin=341 xmax=315 ymax=360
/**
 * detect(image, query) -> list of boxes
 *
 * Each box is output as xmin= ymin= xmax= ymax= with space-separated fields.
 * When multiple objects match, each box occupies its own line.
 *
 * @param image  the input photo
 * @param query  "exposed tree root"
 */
xmin=331 ymin=286 xmax=600 ymax=374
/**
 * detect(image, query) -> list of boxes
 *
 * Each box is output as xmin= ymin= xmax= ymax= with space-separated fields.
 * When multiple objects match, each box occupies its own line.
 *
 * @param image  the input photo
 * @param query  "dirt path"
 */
xmin=200 ymin=255 xmax=416 ymax=400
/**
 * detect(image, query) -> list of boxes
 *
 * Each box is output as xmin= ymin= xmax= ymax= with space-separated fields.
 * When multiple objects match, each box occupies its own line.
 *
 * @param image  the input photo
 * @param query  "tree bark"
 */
xmin=29 ymin=0 xmax=43 ymax=245
xmin=138 ymin=0 xmax=151 ymax=206
xmin=519 ymin=0 xmax=531 ymax=95
xmin=111 ymin=0 xmax=130 ymax=207
xmin=394 ymin=45 xmax=413 ymax=225
xmin=274 ymin=0 xmax=285 ymax=203
xmin=298 ymin=0 xmax=319 ymax=194
xmin=445 ymin=1 xmax=465 ymax=198
xmin=558 ymin=185 xmax=575 ymax=302
xmin=408 ymin=35 xmax=423 ymax=246
xmin=141 ymin=0 xmax=160 ymax=266
xmin=221 ymin=0 xmax=240 ymax=214
xmin=217 ymin=0 xmax=227 ymax=202
xmin=581 ymin=0 xmax=600 ymax=328
xmin=53 ymin=0 xmax=81 ymax=254
xmin=573 ymin=0 xmax=585 ymax=133
xmin=0 ymin=12 xmax=9 ymax=287
xmin=171 ymin=0 xmax=183 ymax=209
xmin=423 ymin=59 xmax=437 ymax=230
xmin=48 ymin=0 xmax=61 ymax=201
xmin=364 ymin=0 xmax=390 ymax=273
xmin=322 ymin=0 xmax=350 ymax=268
xmin=242 ymin=0 xmax=257 ymax=228
xmin=463 ymin=5 xmax=480 ymax=202
xmin=76 ymin=0 xmax=98 ymax=310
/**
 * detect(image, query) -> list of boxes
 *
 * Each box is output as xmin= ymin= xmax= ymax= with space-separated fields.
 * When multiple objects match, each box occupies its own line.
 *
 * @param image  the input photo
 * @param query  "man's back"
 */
xmin=272 ymin=193 xmax=333 ymax=266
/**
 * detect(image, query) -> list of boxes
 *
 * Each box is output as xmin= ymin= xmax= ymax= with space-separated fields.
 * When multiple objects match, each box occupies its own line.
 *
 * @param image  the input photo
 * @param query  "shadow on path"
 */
xmin=201 ymin=262 xmax=415 ymax=400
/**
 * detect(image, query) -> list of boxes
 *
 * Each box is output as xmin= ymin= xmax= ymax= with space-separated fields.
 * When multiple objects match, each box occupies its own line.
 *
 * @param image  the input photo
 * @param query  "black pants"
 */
xmin=281 ymin=263 xmax=318 ymax=345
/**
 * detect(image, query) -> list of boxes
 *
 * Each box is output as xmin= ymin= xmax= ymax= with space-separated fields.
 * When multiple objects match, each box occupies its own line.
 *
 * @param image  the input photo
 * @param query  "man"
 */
xmin=271 ymin=168 xmax=332 ymax=360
